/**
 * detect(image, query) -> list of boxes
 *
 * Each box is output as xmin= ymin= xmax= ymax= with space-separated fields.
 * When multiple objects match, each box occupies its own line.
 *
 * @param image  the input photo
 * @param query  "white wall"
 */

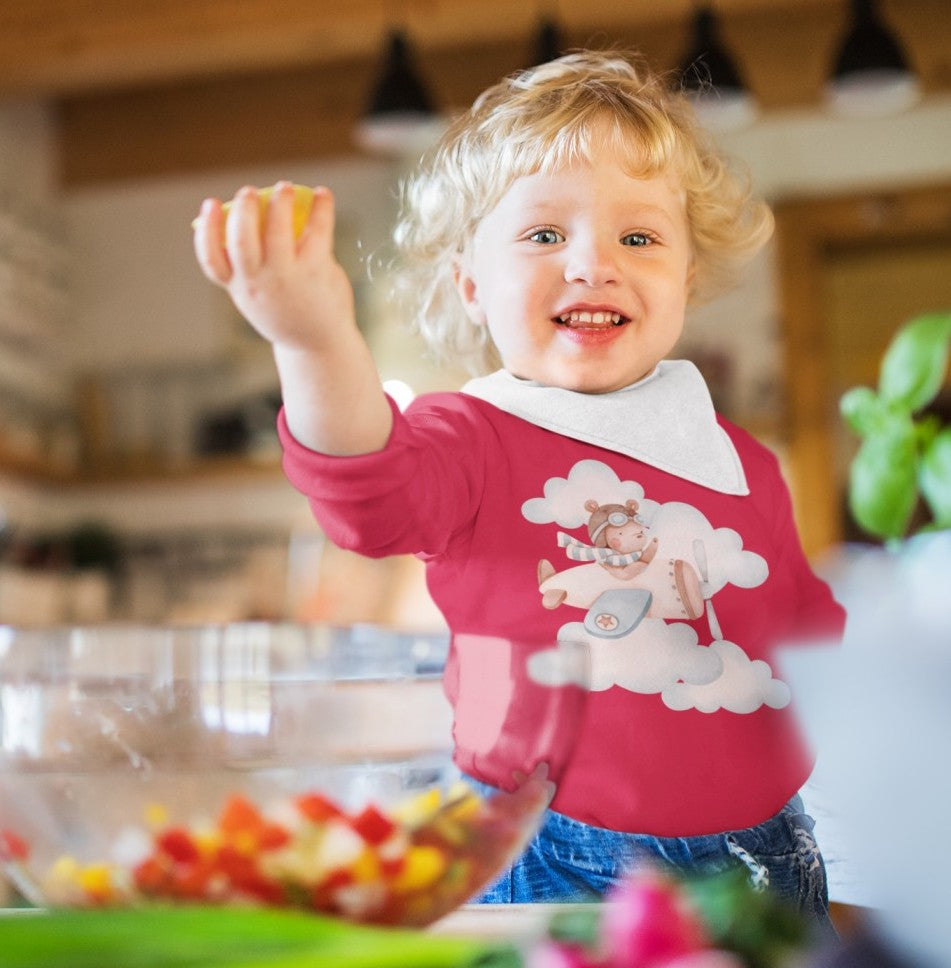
xmin=719 ymin=96 xmax=951 ymax=199
xmin=63 ymin=158 xmax=399 ymax=373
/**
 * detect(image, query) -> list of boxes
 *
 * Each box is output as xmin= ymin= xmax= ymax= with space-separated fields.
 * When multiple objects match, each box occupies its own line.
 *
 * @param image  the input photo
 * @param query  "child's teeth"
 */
xmin=559 ymin=311 xmax=622 ymax=325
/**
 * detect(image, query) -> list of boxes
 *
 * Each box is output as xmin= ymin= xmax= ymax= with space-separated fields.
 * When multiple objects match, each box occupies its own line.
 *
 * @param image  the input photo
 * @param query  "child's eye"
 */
xmin=621 ymin=232 xmax=654 ymax=247
xmin=528 ymin=227 xmax=564 ymax=245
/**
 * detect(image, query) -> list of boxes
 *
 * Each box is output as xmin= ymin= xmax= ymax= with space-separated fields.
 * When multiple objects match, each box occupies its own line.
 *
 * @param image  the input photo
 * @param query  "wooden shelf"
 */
xmin=0 ymin=443 xmax=74 ymax=484
xmin=77 ymin=453 xmax=286 ymax=485
xmin=0 ymin=442 xmax=284 ymax=487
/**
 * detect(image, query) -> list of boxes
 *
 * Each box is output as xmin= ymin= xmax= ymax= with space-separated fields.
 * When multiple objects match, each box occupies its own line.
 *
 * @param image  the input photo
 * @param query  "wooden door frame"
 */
xmin=774 ymin=182 xmax=951 ymax=556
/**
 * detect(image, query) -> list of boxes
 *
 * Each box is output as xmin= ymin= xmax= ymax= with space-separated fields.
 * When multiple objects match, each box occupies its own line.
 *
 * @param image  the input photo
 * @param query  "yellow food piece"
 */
xmin=145 ymin=803 xmax=169 ymax=828
xmin=193 ymin=183 xmax=315 ymax=239
xmin=77 ymin=863 xmax=115 ymax=900
xmin=441 ymin=789 xmax=481 ymax=824
xmin=194 ymin=830 xmax=222 ymax=858
xmin=232 ymin=830 xmax=258 ymax=857
xmin=390 ymin=788 xmax=442 ymax=826
xmin=48 ymin=854 xmax=81 ymax=884
xmin=350 ymin=847 xmax=382 ymax=884
xmin=390 ymin=845 xmax=447 ymax=894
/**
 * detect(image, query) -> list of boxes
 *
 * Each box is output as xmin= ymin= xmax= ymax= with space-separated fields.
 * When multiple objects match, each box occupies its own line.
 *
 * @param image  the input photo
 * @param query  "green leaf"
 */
xmin=878 ymin=311 xmax=951 ymax=412
xmin=0 ymin=907 xmax=520 ymax=968
xmin=920 ymin=427 xmax=951 ymax=528
xmin=546 ymin=905 xmax=601 ymax=948
xmin=683 ymin=870 xmax=807 ymax=968
xmin=839 ymin=386 xmax=884 ymax=436
xmin=847 ymin=420 xmax=919 ymax=540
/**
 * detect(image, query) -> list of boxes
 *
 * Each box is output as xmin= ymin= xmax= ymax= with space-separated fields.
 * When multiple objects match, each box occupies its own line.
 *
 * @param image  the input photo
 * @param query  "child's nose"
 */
xmin=563 ymin=237 xmax=620 ymax=287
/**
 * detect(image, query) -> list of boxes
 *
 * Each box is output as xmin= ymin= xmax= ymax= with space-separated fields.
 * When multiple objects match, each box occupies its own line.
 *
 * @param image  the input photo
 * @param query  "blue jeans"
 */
xmin=471 ymin=782 xmax=833 ymax=932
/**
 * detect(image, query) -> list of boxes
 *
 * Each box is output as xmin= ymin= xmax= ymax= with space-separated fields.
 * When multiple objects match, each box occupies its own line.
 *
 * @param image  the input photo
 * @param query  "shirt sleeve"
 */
xmin=276 ymin=393 xmax=487 ymax=560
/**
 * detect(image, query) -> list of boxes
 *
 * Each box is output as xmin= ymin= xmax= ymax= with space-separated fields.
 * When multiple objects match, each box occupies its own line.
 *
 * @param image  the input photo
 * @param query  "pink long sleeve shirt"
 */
xmin=278 ymin=372 xmax=844 ymax=836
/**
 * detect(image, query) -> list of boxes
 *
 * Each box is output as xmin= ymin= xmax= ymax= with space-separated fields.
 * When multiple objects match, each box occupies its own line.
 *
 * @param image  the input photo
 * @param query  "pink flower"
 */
xmin=602 ymin=871 xmax=710 ymax=968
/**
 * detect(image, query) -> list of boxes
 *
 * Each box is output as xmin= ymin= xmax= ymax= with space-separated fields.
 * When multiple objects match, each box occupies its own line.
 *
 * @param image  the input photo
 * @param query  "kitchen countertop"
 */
xmin=431 ymin=902 xmax=597 ymax=941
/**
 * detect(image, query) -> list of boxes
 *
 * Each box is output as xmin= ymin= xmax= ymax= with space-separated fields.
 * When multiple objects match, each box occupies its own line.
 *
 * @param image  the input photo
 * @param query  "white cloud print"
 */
xmin=662 ymin=639 xmax=791 ymax=714
xmin=527 ymin=624 xmax=790 ymax=714
xmin=522 ymin=458 xmax=784 ymax=715
xmin=530 ymin=619 xmax=722 ymax=694
xmin=522 ymin=460 xmax=654 ymax=530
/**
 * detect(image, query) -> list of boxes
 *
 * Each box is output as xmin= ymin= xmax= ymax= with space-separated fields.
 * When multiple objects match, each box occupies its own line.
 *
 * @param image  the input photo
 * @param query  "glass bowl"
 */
xmin=0 ymin=623 xmax=588 ymax=927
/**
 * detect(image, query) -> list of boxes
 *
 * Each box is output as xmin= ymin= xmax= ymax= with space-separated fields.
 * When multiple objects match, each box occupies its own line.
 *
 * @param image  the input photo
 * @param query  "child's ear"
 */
xmin=452 ymin=257 xmax=487 ymax=327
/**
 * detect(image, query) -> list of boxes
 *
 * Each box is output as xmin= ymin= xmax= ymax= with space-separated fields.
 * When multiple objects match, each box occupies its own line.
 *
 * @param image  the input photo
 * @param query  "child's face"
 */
xmin=455 ymin=143 xmax=694 ymax=393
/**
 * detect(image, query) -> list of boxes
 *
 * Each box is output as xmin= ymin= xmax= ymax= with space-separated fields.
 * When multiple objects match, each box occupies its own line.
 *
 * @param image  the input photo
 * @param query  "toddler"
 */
xmin=194 ymin=50 xmax=845 ymax=923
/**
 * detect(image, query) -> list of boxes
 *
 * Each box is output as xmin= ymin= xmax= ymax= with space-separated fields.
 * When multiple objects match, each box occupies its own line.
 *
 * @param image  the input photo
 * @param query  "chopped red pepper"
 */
xmin=257 ymin=822 xmax=291 ymax=851
xmin=213 ymin=843 xmax=257 ymax=882
xmin=133 ymin=855 xmax=170 ymax=893
xmin=380 ymin=856 xmax=406 ymax=878
xmin=156 ymin=827 xmax=201 ymax=864
xmin=295 ymin=792 xmax=342 ymax=823
xmin=0 ymin=828 xmax=30 ymax=862
xmin=351 ymin=805 xmax=396 ymax=845
xmin=322 ymin=868 xmax=355 ymax=890
xmin=218 ymin=794 xmax=264 ymax=835
xmin=162 ymin=859 xmax=211 ymax=899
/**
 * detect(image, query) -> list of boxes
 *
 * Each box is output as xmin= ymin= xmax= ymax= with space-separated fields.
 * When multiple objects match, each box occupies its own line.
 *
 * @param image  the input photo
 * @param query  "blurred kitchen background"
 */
xmin=0 ymin=0 xmax=949 ymax=629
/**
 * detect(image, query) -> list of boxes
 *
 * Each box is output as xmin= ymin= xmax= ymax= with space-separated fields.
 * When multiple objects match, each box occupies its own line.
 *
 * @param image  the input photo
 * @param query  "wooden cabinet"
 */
xmin=775 ymin=182 xmax=951 ymax=554
xmin=0 ymin=191 xmax=78 ymax=481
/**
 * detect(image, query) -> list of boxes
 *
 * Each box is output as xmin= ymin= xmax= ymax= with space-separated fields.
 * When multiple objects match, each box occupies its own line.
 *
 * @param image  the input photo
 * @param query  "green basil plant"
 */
xmin=840 ymin=310 xmax=951 ymax=543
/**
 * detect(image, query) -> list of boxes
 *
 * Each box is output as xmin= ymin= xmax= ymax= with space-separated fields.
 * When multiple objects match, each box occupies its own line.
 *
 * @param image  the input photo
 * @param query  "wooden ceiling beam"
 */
xmin=51 ymin=7 xmax=835 ymax=186
xmin=0 ymin=0 xmax=850 ymax=100
xmin=2 ymin=0 xmax=943 ymax=186
xmin=0 ymin=0 xmax=674 ymax=100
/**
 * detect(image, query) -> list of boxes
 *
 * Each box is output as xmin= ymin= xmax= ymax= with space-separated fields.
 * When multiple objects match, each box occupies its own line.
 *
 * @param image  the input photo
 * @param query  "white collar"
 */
xmin=461 ymin=360 xmax=748 ymax=495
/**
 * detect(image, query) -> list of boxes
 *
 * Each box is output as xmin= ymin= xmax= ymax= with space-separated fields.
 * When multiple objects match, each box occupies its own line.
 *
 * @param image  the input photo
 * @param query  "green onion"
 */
xmin=0 ymin=906 xmax=521 ymax=968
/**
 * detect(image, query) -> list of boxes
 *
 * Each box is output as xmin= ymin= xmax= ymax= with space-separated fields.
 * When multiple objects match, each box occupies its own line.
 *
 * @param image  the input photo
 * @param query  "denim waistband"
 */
xmin=467 ymin=775 xmax=810 ymax=879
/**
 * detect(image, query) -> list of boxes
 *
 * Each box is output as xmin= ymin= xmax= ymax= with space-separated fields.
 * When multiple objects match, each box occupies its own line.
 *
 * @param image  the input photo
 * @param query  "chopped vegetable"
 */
xmin=0 ymin=905 xmax=520 ymax=968
xmin=11 ymin=775 xmax=550 ymax=928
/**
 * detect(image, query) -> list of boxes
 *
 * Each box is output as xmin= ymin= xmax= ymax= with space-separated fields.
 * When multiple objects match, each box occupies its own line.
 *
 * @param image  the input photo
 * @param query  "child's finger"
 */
xmin=298 ymin=186 xmax=336 ymax=257
xmin=262 ymin=180 xmax=296 ymax=259
xmin=192 ymin=198 xmax=232 ymax=284
xmin=225 ymin=185 xmax=263 ymax=275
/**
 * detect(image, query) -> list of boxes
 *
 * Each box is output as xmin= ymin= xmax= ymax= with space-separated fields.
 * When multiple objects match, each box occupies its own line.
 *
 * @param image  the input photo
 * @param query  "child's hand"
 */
xmin=193 ymin=181 xmax=391 ymax=456
xmin=192 ymin=181 xmax=355 ymax=354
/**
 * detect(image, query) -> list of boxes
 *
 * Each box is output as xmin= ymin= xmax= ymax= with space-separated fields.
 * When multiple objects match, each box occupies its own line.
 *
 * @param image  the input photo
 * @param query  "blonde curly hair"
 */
xmin=392 ymin=49 xmax=773 ymax=376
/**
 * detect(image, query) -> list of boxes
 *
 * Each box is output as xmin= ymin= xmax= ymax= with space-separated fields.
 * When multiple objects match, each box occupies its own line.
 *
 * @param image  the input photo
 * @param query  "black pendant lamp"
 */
xmin=679 ymin=6 xmax=757 ymax=132
xmin=531 ymin=18 xmax=562 ymax=67
xmin=826 ymin=0 xmax=919 ymax=117
xmin=354 ymin=30 xmax=443 ymax=156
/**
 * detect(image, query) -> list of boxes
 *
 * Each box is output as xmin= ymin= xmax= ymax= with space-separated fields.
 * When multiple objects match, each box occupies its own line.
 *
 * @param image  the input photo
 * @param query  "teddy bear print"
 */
xmin=537 ymin=497 xmax=705 ymax=638
xmin=521 ymin=460 xmax=784 ymax=712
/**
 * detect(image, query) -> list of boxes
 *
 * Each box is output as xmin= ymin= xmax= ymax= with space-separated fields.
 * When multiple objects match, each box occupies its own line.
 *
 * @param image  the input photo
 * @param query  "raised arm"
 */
xmin=192 ymin=181 xmax=393 ymax=456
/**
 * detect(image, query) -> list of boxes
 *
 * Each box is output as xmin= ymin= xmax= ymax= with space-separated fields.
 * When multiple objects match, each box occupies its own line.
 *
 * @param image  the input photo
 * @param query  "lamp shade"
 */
xmin=826 ymin=0 xmax=919 ymax=117
xmin=354 ymin=30 xmax=443 ymax=156
xmin=679 ymin=7 xmax=757 ymax=132
xmin=531 ymin=19 xmax=562 ymax=66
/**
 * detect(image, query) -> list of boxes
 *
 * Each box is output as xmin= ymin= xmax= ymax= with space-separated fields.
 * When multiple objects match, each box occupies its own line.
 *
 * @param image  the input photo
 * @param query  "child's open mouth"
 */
xmin=555 ymin=311 xmax=627 ymax=327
